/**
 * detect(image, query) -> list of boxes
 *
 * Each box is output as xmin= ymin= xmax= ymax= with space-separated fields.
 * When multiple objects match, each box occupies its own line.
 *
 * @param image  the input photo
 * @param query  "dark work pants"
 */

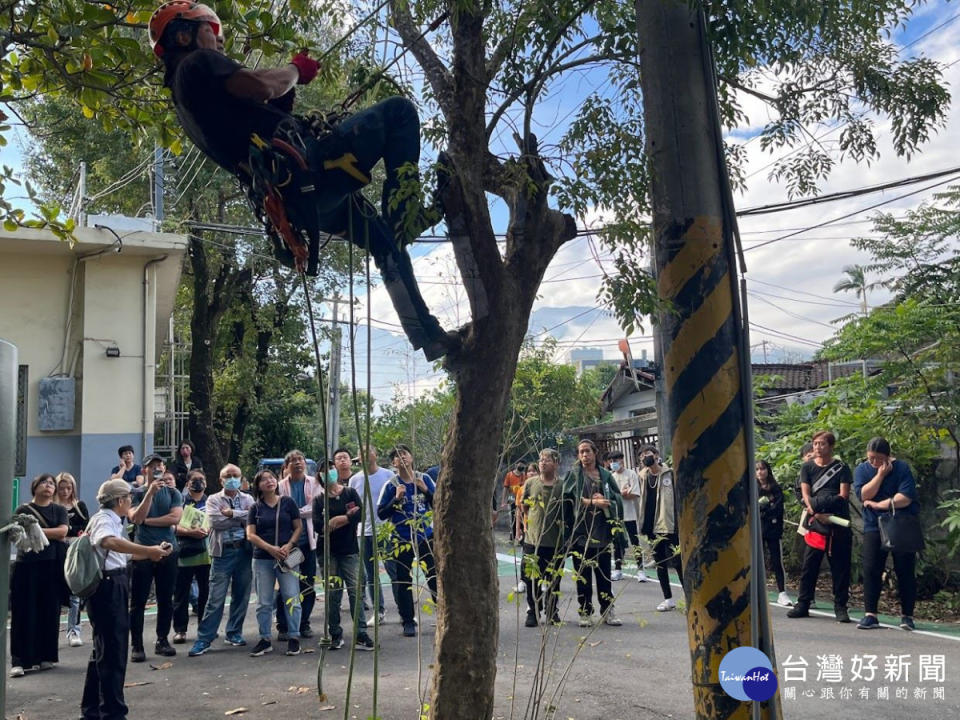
xmin=172 ymin=562 xmax=210 ymax=633
xmin=82 ymin=572 xmax=129 ymax=720
xmin=276 ymin=541 xmax=316 ymax=633
xmin=393 ymin=538 xmax=438 ymax=624
xmin=763 ymin=536 xmax=786 ymax=593
xmin=862 ymin=530 xmax=917 ymax=616
xmin=130 ymin=551 xmax=178 ymax=649
xmin=523 ymin=544 xmax=564 ymax=619
xmin=307 ymin=98 xmax=444 ymax=349
xmin=572 ymin=545 xmax=613 ymax=616
xmin=797 ymin=529 xmax=852 ymax=609
xmin=650 ymin=533 xmax=683 ymax=600
xmin=614 ymin=520 xmax=642 ymax=569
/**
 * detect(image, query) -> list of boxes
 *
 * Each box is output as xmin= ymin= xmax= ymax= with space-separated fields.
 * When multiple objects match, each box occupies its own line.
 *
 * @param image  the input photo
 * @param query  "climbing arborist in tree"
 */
xmin=149 ymin=1 xmax=455 ymax=360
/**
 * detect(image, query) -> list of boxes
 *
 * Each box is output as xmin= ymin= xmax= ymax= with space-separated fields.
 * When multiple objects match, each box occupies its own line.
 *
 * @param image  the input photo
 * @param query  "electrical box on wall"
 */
xmin=38 ymin=376 xmax=75 ymax=431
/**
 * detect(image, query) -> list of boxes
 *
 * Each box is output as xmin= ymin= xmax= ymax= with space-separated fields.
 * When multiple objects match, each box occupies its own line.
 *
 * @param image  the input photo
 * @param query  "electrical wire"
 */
xmin=743 ymin=172 xmax=960 ymax=253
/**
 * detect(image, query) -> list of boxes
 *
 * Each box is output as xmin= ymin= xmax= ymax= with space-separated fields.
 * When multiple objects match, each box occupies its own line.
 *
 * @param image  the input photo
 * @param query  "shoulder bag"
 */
xmin=878 ymin=502 xmax=925 ymax=554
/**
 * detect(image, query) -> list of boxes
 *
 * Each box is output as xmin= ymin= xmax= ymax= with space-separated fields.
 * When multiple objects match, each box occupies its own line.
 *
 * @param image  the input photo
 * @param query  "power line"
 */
xmin=749 ymin=322 xmax=824 ymax=349
xmin=743 ymin=172 xmax=960 ymax=253
xmin=746 ymin=291 xmax=839 ymax=329
xmin=737 ymin=165 xmax=960 ymax=216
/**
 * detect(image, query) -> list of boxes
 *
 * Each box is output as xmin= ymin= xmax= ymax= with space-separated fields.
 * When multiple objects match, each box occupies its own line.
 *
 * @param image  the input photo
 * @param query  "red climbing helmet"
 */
xmin=149 ymin=1 xmax=221 ymax=57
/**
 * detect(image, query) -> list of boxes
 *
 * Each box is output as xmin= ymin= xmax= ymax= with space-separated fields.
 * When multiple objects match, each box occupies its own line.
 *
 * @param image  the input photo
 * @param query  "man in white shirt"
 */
xmin=608 ymin=450 xmax=648 ymax=583
xmin=349 ymin=446 xmax=396 ymax=625
xmin=82 ymin=479 xmax=171 ymax=720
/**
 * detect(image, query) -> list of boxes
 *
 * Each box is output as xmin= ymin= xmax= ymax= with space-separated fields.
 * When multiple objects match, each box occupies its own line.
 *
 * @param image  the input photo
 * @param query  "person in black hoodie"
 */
xmin=755 ymin=460 xmax=792 ymax=607
xmin=787 ymin=431 xmax=853 ymax=622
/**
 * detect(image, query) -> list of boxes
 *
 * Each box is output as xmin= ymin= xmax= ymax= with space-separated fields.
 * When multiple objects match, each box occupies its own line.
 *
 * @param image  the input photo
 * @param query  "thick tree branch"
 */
xmin=390 ymin=0 xmax=454 ymax=118
xmin=488 ymin=48 xmax=627 ymax=139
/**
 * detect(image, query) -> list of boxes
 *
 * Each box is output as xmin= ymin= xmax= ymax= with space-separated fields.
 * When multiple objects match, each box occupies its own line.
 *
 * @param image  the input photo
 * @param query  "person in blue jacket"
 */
xmin=853 ymin=436 xmax=921 ymax=631
xmin=377 ymin=445 xmax=438 ymax=637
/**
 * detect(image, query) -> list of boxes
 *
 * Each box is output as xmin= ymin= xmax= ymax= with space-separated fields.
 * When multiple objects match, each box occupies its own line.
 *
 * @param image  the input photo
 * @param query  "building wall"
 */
xmin=611 ymin=388 xmax=656 ymax=420
xmin=1 ymin=231 xmax=184 ymax=511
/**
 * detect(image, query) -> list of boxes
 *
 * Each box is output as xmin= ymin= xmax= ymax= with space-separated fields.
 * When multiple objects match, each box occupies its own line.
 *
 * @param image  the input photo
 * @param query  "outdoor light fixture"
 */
xmin=105 ymin=345 xmax=121 ymax=358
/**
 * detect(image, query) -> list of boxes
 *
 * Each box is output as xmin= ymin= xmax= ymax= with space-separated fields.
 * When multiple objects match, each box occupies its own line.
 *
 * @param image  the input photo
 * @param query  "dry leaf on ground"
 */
xmin=123 ymin=681 xmax=153 ymax=688
xmin=224 ymin=709 xmax=248 ymax=716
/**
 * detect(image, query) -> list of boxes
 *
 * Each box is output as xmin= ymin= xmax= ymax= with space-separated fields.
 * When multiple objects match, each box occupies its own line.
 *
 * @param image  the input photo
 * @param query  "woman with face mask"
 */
xmin=172 ymin=470 xmax=211 ymax=643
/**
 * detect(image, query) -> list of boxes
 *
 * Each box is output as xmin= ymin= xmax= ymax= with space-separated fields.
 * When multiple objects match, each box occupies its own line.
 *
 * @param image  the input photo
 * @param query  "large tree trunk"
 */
xmin=430 ymin=319 xmax=523 ymax=718
xmin=186 ymin=227 xmax=250 ymax=480
xmin=187 ymin=233 xmax=224 ymax=475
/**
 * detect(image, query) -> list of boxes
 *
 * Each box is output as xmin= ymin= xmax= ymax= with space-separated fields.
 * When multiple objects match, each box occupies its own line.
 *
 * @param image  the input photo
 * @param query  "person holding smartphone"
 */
xmin=128 ymin=455 xmax=183 ymax=662
xmin=313 ymin=471 xmax=374 ymax=650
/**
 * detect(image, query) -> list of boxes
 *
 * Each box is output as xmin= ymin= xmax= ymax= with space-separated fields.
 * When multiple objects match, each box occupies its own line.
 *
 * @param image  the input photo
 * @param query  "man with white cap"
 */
xmin=81 ymin=479 xmax=171 ymax=720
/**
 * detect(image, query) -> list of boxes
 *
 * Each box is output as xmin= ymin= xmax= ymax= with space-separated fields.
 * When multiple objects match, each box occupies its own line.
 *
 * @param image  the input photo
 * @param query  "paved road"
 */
xmin=7 ymin=542 xmax=959 ymax=720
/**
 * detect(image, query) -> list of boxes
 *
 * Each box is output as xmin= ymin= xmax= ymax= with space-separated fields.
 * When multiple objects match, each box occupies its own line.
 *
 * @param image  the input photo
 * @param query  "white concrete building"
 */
xmin=0 ymin=226 xmax=186 ymax=509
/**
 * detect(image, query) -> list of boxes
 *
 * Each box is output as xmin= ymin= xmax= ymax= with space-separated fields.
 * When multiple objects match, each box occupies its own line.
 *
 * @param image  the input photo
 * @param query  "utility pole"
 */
xmin=326 ymin=297 xmax=342 ymax=462
xmin=77 ymin=161 xmax=87 ymax=228
xmin=0 ymin=339 xmax=18 ymax=717
xmin=154 ymin=145 xmax=165 ymax=229
xmin=636 ymin=2 xmax=779 ymax=719
xmin=652 ymin=259 xmax=672 ymax=457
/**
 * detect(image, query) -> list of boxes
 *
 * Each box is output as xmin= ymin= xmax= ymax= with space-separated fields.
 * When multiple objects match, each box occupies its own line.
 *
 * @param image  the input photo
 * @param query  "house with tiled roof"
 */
xmin=565 ymin=358 xmax=879 ymax=462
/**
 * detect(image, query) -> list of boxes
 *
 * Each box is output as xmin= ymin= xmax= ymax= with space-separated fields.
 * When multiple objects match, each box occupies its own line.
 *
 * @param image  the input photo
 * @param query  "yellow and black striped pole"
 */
xmin=637 ymin=1 xmax=780 ymax=719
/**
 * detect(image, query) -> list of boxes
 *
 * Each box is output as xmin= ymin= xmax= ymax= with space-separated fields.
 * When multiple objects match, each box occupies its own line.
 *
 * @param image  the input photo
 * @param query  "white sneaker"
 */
xmin=366 ymin=612 xmax=386 ymax=628
xmin=604 ymin=610 xmax=623 ymax=626
xmin=68 ymin=631 xmax=84 ymax=647
xmin=9 ymin=666 xmax=24 ymax=678
xmin=578 ymin=614 xmax=593 ymax=627
xmin=610 ymin=569 xmax=623 ymax=582
xmin=636 ymin=571 xmax=648 ymax=583
xmin=516 ymin=582 xmax=526 ymax=593
xmin=656 ymin=598 xmax=677 ymax=612
xmin=777 ymin=592 xmax=794 ymax=607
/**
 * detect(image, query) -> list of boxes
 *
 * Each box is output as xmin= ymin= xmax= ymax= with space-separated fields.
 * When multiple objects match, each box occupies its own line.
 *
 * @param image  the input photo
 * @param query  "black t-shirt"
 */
xmin=168 ymin=49 xmax=289 ymax=173
xmin=64 ymin=501 xmax=90 ymax=538
xmin=313 ymin=487 xmax=362 ymax=556
xmin=248 ymin=496 xmax=300 ymax=560
xmin=15 ymin=503 xmax=69 ymax=562
xmin=800 ymin=459 xmax=852 ymax=525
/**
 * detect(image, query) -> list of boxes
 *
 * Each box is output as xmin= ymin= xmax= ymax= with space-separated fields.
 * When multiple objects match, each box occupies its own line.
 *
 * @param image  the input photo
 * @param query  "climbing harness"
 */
xmin=240 ymin=113 xmax=371 ymax=276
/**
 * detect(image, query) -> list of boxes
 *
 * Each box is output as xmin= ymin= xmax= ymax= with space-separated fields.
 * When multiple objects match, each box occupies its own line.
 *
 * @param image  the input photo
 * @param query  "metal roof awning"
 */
xmin=566 ymin=412 xmax=658 ymax=437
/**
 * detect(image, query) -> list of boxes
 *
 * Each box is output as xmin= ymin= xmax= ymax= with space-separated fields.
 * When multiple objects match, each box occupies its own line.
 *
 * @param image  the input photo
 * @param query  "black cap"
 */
xmin=141 ymin=453 xmax=164 ymax=466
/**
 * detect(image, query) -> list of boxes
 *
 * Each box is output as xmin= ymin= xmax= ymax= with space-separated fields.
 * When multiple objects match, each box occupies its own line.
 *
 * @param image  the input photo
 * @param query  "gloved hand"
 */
xmin=291 ymin=51 xmax=319 ymax=85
